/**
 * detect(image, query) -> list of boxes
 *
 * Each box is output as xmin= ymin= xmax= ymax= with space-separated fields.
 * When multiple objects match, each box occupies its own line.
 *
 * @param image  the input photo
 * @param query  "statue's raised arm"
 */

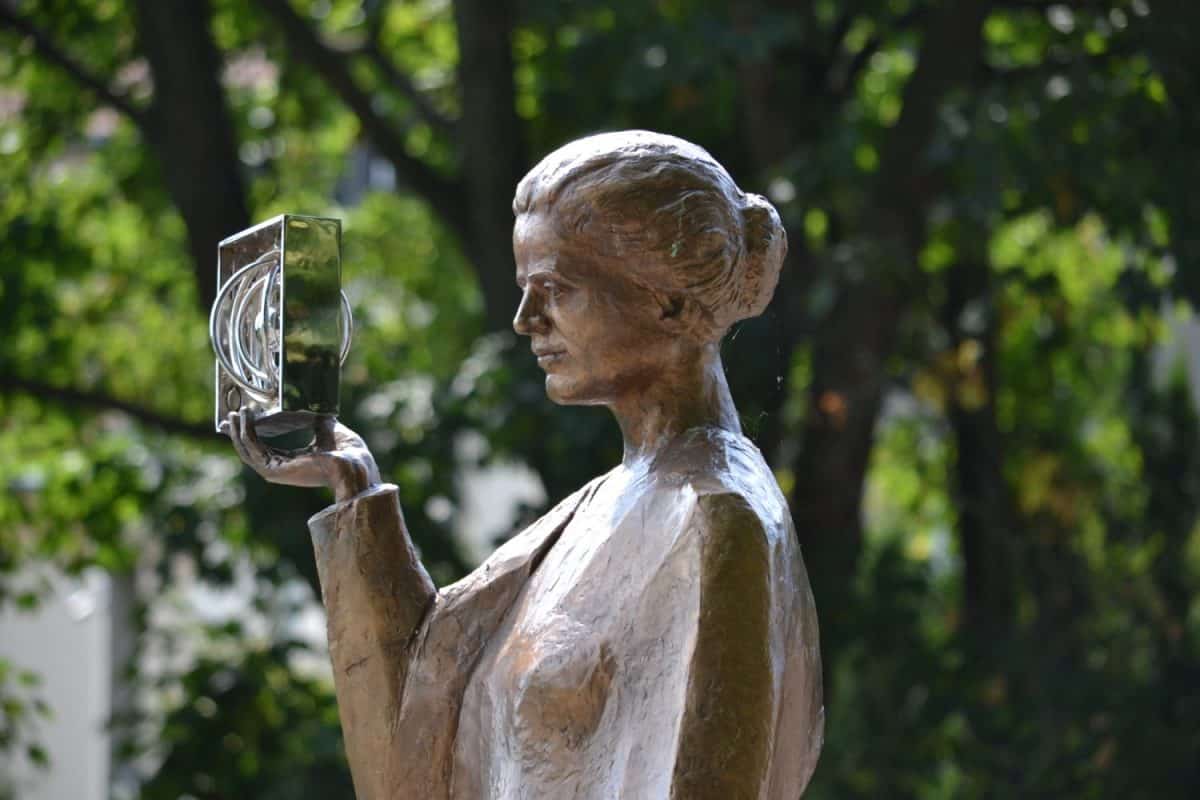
xmin=227 ymin=130 xmax=823 ymax=800
xmin=227 ymin=412 xmax=437 ymax=797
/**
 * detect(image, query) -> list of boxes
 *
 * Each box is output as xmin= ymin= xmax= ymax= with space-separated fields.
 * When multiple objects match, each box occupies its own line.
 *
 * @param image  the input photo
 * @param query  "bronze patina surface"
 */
xmin=228 ymin=130 xmax=823 ymax=799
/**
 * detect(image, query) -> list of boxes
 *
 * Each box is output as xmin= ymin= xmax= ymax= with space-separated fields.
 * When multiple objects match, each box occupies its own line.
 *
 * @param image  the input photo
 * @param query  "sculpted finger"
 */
xmin=237 ymin=412 xmax=276 ymax=472
xmin=228 ymin=411 xmax=248 ymax=455
xmin=240 ymin=410 xmax=282 ymax=466
xmin=229 ymin=413 xmax=260 ymax=469
xmin=315 ymin=415 xmax=337 ymax=451
xmin=242 ymin=408 xmax=264 ymax=450
xmin=228 ymin=414 xmax=253 ymax=466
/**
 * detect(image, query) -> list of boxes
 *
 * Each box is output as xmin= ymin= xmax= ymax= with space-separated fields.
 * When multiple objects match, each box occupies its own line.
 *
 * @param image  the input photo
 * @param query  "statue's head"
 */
xmin=512 ymin=130 xmax=786 ymax=406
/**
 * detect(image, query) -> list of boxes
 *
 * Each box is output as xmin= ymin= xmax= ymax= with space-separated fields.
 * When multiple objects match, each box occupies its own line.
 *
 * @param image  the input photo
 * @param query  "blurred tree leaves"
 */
xmin=2 ymin=0 xmax=1199 ymax=797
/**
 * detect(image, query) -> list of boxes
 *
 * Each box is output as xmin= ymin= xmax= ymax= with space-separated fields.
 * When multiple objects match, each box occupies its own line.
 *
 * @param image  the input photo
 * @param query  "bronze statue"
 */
xmin=227 ymin=130 xmax=823 ymax=799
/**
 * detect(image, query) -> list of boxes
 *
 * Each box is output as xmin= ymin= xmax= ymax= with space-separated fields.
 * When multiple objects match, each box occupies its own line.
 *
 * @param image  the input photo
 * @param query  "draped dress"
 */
xmin=307 ymin=427 xmax=823 ymax=799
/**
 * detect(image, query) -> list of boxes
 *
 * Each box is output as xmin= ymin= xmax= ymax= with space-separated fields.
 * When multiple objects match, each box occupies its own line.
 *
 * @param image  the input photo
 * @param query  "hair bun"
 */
xmin=731 ymin=193 xmax=787 ymax=324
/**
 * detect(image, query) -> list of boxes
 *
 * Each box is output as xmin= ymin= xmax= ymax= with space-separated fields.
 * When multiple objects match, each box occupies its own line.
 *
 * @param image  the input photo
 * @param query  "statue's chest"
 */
xmin=474 ymin=500 xmax=654 ymax=754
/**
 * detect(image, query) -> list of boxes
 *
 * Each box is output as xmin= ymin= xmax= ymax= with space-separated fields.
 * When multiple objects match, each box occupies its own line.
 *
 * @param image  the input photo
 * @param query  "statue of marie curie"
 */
xmin=224 ymin=131 xmax=823 ymax=799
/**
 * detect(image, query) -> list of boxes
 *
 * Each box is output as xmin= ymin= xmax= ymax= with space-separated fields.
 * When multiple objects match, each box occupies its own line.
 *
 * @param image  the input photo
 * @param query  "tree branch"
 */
xmin=825 ymin=8 xmax=857 ymax=61
xmin=830 ymin=33 xmax=882 ymax=98
xmin=994 ymin=0 xmax=1112 ymax=9
xmin=1 ymin=376 xmax=215 ymax=440
xmin=0 ymin=5 xmax=151 ymax=130
xmin=980 ymin=43 xmax=1134 ymax=83
xmin=828 ymin=8 xmax=926 ymax=102
xmin=359 ymin=38 xmax=457 ymax=138
xmin=258 ymin=0 xmax=465 ymax=230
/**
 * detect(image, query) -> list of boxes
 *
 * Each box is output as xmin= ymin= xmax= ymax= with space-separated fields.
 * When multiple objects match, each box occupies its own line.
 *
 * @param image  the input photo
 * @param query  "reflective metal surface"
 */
xmin=211 ymin=214 xmax=351 ymax=435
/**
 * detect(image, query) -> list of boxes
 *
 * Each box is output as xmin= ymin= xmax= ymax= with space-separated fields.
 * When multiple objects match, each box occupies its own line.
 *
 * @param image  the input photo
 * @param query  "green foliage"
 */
xmin=2 ymin=0 xmax=1200 ymax=797
xmin=134 ymin=638 xmax=351 ymax=800
xmin=0 ymin=658 xmax=51 ymax=799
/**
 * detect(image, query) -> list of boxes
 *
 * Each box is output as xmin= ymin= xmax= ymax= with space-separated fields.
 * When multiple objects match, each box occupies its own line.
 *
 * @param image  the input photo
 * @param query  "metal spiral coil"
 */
xmin=209 ymin=248 xmax=353 ymax=404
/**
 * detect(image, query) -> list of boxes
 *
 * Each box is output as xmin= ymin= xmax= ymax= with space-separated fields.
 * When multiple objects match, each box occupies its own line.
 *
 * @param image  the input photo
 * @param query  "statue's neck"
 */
xmin=611 ymin=345 xmax=741 ymax=470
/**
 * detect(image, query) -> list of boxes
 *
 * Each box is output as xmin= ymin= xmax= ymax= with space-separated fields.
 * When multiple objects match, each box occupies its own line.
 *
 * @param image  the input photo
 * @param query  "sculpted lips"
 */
xmin=532 ymin=346 xmax=567 ymax=367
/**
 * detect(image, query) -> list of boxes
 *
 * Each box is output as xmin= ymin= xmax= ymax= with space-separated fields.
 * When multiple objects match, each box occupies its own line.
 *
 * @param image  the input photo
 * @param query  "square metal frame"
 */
xmin=213 ymin=214 xmax=343 ymax=435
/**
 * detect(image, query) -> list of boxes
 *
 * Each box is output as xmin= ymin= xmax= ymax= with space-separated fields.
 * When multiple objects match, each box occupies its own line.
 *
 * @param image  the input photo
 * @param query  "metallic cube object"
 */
xmin=211 ymin=214 xmax=350 ymax=436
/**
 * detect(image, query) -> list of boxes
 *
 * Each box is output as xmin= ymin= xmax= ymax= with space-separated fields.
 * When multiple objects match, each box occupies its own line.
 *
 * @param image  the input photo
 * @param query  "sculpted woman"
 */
xmin=227 ymin=130 xmax=823 ymax=799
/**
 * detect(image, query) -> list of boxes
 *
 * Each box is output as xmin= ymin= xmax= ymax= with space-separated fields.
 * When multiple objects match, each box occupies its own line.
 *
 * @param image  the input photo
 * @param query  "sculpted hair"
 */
xmin=513 ymin=130 xmax=787 ymax=340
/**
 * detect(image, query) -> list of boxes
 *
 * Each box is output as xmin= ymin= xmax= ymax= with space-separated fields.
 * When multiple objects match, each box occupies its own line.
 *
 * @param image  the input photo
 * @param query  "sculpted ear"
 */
xmin=650 ymin=290 xmax=700 ymax=336
xmin=655 ymin=291 xmax=686 ymax=321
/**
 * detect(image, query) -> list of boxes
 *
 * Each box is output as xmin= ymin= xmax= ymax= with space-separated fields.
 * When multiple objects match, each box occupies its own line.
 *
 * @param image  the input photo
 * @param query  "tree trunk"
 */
xmin=452 ymin=0 xmax=526 ymax=331
xmin=133 ymin=0 xmax=251 ymax=312
xmin=790 ymin=0 xmax=993 ymax=636
xmin=944 ymin=257 xmax=1017 ymax=648
xmin=725 ymin=0 xmax=823 ymax=465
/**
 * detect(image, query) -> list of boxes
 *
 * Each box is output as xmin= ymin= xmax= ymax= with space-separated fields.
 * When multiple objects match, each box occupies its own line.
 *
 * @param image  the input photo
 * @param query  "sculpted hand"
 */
xmin=226 ymin=410 xmax=382 ymax=503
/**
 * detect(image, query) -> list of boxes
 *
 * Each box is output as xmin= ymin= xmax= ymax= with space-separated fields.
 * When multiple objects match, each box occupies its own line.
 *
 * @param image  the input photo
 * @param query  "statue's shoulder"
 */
xmin=644 ymin=432 xmax=795 ymax=621
xmin=653 ymin=427 xmax=790 ymax=539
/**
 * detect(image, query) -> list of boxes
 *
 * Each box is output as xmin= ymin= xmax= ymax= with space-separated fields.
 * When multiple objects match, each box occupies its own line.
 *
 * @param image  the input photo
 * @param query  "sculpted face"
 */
xmin=512 ymin=211 xmax=684 ymax=406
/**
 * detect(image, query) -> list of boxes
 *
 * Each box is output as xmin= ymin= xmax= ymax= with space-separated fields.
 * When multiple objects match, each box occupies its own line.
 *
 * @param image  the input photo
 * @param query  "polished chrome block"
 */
xmin=210 ymin=214 xmax=350 ymax=435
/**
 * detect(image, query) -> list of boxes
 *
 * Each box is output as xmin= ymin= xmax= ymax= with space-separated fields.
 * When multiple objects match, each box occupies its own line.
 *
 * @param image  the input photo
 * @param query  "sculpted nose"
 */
xmin=513 ymin=288 xmax=546 ymax=336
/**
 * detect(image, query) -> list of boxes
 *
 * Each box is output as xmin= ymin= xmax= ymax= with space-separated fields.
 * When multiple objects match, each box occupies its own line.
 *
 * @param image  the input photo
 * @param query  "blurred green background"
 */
xmin=2 ymin=0 xmax=1199 ymax=797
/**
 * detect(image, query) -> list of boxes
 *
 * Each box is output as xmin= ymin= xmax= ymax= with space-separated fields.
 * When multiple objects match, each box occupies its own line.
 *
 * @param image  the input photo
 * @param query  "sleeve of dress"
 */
xmin=307 ymin=483 xmax=438 ymax=800
xmin=668 ymin=491 xmax=777 ymax=800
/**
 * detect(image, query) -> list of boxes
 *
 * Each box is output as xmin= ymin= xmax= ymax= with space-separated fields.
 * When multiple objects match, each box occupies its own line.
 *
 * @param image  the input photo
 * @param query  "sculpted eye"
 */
xmin=537 ymin=277 xmax=568 ymax=300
